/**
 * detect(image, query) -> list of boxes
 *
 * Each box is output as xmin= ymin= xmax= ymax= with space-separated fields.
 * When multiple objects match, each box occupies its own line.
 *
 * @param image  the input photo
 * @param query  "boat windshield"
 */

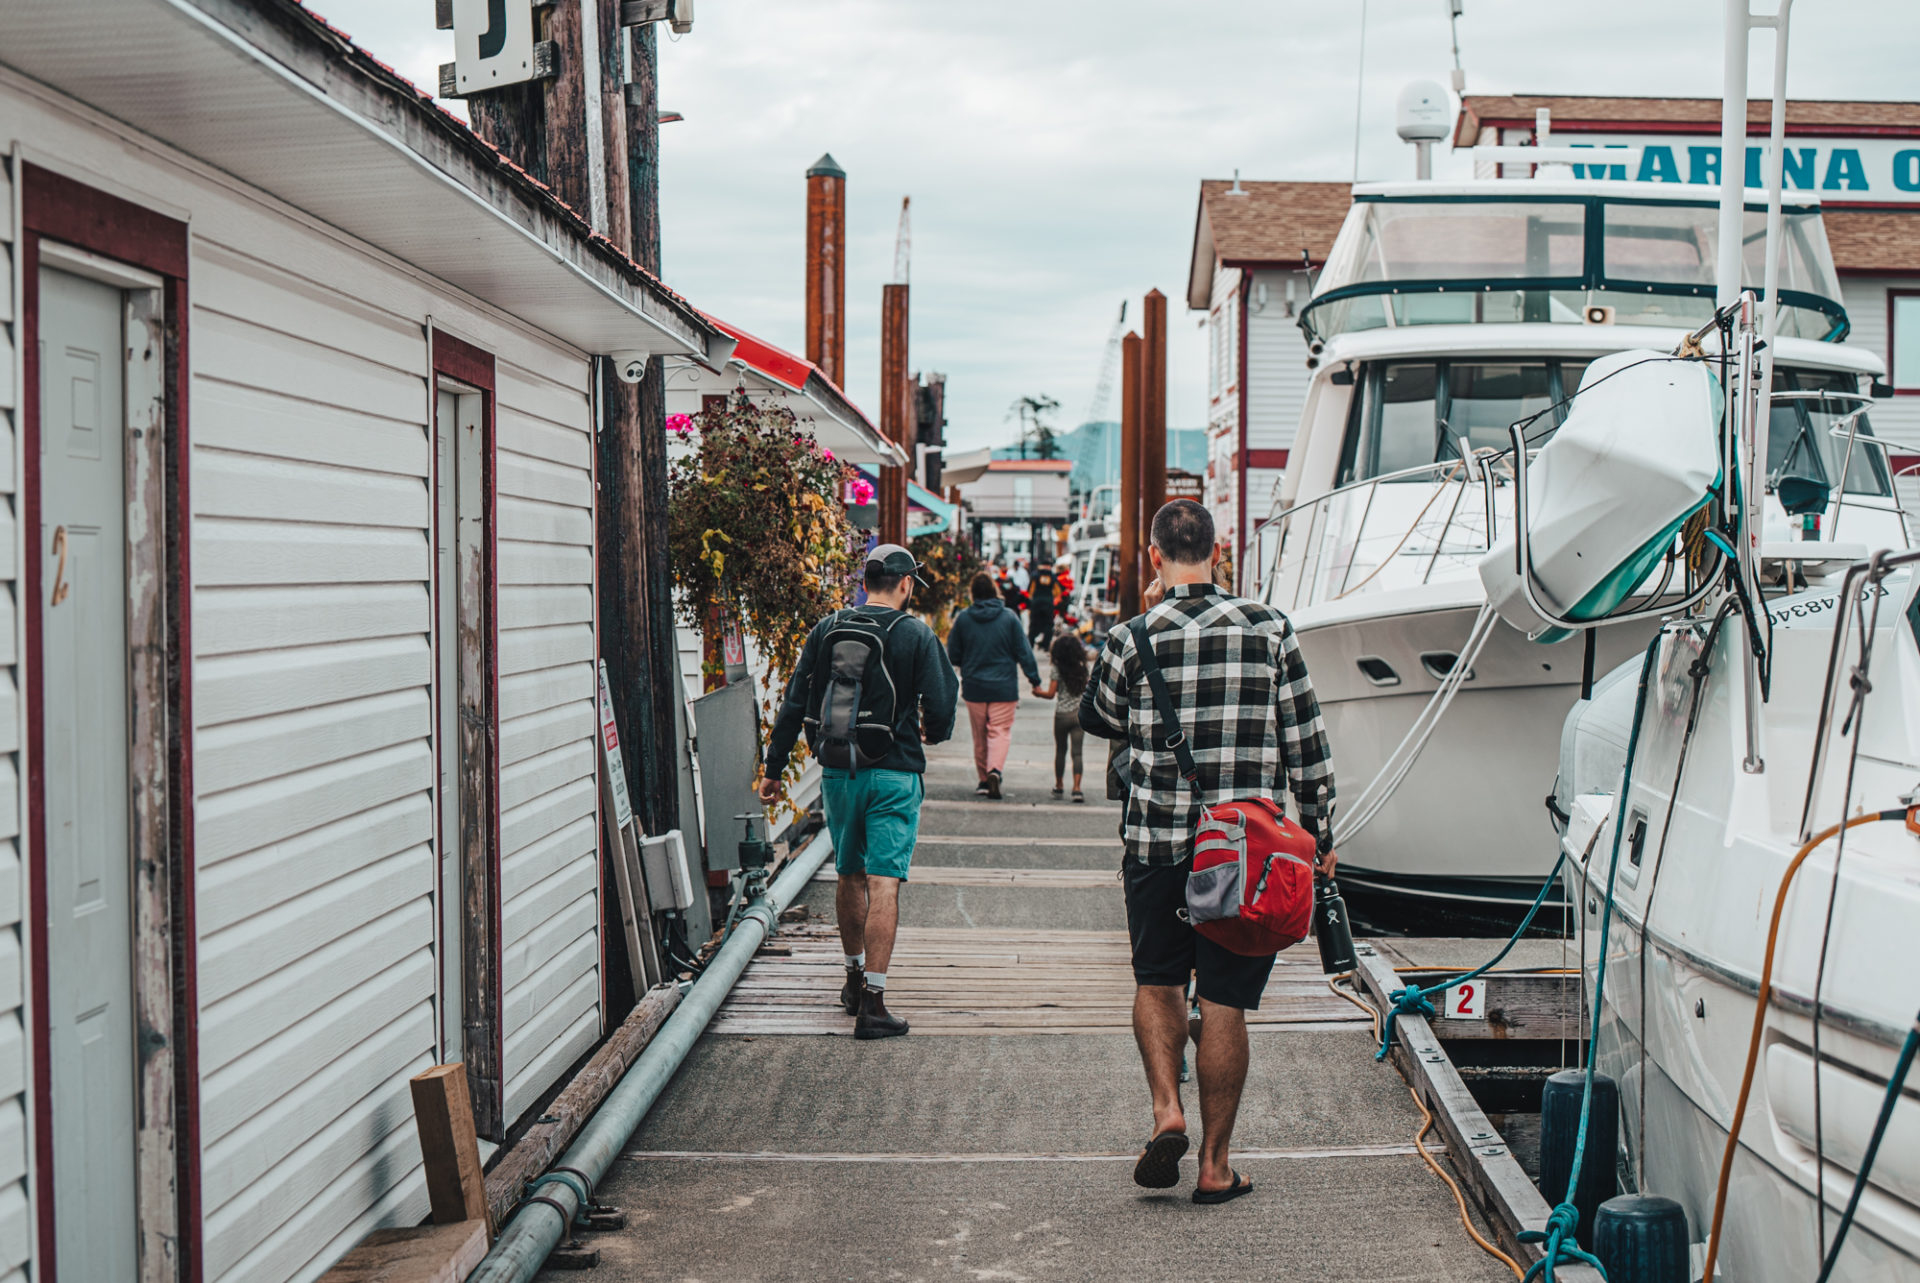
xmin=1334 ymin=358 xmax=1886 ymax=493
xmin=1766 ymin=369 xmax=1891 ymax=497
xmin=1304 ymin=195 xmax=1847 ymax=343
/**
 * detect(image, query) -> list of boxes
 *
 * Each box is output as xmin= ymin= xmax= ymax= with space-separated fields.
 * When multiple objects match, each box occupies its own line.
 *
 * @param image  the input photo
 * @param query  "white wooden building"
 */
xmin=0 ymin=3 xmax=732 ymax=1281
xmin=1184 ymin=180 xmax=1350 ymax=593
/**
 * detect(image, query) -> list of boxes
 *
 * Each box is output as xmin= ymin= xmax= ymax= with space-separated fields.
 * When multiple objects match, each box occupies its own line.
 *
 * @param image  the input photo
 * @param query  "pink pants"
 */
xmin=967 ymin=700 xmax=1018 ymax=779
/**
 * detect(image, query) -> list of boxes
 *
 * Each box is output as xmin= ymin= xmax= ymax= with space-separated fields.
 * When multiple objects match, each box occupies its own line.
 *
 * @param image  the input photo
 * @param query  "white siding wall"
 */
xmin=1244 ymin=270 xmax=1315 ymax=453
xmin=2 ymin=77 xmax=603 ymax=1283
xmin=0 ymin=156 xmax=30 ymax=1283
xmin=493 ymin=361 xmax=600 ymax=1126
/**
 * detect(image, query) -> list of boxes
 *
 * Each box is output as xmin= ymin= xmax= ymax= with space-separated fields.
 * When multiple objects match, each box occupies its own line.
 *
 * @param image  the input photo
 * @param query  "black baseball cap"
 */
xmin=866 ymin=542 xmax=930 ymax=586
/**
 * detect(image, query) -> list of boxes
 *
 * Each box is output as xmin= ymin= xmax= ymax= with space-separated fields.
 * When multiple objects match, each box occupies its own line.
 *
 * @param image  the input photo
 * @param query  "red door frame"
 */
xmin=428 ymin=330 xmax=507 ymax=1140
xmin=19 ymin=164 xmax=198 ymax=1280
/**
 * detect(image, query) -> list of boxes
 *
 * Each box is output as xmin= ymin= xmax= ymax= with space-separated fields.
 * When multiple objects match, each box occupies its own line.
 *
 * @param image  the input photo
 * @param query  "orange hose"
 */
xmin=1409 ymin=1086 xmax=1525 ymax=1279
xmin=1700 ymin=812 xmax=1899 ymax=1283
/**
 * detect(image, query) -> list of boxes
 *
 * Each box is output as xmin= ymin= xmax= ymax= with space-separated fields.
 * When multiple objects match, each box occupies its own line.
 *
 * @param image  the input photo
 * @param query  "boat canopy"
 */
xmin=1302 ymin=188 xmax=1848 ymax=344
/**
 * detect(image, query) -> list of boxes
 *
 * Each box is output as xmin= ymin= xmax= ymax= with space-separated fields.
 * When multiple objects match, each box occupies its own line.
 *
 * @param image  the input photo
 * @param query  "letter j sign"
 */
xmin=452 ymin=0 xmax=536 ymax=95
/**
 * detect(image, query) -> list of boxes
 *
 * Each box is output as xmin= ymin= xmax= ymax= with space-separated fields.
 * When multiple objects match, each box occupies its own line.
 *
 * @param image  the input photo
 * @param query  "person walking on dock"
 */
xmin=1082 ymin=499 xmax=1336 ymax=1203
xmin=760 ymin=544 xmax=958 ymax=1040
xmin=946 ymin=571 xmax=1042 ymax=798
xmin=1027 ymin=560 xmax=1059 ymax=648
xmin=1033 ymin=631 xmax=1090 ymax=802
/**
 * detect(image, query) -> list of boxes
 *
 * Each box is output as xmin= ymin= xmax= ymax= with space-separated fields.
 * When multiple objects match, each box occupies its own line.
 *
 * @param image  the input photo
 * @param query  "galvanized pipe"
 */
xmin=468 ymin=830 xmax=835 ymax=1282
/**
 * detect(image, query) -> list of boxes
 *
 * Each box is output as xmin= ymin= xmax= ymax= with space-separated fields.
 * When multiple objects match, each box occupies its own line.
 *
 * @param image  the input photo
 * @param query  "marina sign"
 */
xmin=1559 ymin=135 xmax=1920 ymax=203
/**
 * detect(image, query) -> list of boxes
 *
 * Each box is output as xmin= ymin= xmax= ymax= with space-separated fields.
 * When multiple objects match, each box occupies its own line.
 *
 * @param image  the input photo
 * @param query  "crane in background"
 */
xmin=893 ymin=196 xmax=911 ymax=284
xmin=1083 ymin=300 xmax=1128 ymax=495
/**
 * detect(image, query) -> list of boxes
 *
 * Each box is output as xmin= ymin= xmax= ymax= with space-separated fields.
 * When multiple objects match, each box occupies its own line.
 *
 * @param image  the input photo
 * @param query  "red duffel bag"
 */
xmin=1131 ymin=625 xmax=1317 ymax=957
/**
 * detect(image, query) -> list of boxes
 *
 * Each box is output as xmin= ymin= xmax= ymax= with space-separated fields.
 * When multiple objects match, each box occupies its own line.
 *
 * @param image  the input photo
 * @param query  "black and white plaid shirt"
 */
xmin=1085 ymin=582 xmax=1335 ymax=866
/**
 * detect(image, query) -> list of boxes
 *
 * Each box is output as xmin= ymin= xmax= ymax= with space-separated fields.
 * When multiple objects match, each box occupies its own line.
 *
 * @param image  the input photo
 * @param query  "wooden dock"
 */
xmin=559 ymin=695 xmax=1584 ymax=1283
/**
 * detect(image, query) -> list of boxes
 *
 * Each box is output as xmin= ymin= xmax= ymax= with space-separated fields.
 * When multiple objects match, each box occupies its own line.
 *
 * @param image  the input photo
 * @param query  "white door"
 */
xmin=39 ymin=265 xmax=139 ymax=1280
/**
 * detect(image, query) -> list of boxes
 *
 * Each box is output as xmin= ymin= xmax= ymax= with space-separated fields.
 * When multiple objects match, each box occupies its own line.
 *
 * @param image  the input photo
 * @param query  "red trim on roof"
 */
xmin=701 ymin=315 xmax=881 ymax=438
xmin=1470 ymin=117 xmax=1920 ymax=140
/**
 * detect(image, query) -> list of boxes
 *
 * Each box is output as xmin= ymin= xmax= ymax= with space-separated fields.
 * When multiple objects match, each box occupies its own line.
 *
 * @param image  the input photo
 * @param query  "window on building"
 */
xmin=1894 ymin=292 xmax=1920 ymax=391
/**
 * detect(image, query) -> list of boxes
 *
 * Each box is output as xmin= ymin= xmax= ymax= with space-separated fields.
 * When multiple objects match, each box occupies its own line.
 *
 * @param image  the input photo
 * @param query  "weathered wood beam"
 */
xmin=1393 ymin=969 xmax=1586 ymax=1042
xmin=316 ymin=1221 xmax=487 ymax=1283
xmin=1354 ymin=945 xmax=1604 ymax=1282
xmin=483 ymin=983 xmax=683 ymax=1228
xmin=1117 ymin=331 xmax=1143 ymax=618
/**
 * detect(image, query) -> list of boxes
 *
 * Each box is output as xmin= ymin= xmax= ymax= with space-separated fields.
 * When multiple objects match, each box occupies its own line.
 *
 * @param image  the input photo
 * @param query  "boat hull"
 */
xmin=1290 ymin=599 xmax=1654 ymax=910
xmin=1565 ymin=871 xmax=1920 ymax=1283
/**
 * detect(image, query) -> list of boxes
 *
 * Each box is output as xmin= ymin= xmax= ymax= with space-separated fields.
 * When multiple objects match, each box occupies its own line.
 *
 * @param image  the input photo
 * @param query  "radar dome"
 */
xmin=1396 ymin=81 xmax=1451 ymax=142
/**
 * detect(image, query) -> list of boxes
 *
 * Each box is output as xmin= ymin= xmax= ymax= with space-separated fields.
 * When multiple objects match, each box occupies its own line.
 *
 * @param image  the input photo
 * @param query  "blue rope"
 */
xmin=1373 ymin=844 xmax=1570 ymax=1063
xmin=1523 ymin=634 xmax=1662 ymax=1282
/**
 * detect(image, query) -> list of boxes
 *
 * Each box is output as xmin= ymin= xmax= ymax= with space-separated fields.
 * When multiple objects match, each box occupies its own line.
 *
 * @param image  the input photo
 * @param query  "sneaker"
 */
xmin=854 ymin=985 xmax=909 ymax=1039
xmin=1050 ymin=786 xmax=1065 ymax=800
xmin=975 ymin=780 xmax=991 ymax=797
xmin=840 ymin=965 xmax=865 ymax=1016
xmin=1072 ymin=789 xmax=1085 ymax=804
xmin=986 ymin=770 xmax=1003 ymax=800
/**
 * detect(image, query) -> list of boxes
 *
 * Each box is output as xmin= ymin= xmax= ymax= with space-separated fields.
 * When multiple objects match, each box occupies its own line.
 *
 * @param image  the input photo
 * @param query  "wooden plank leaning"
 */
xmin=410 ymin=1064 xmax=493 ymax=1239
xmin=1352 ymin=944 xmax=1603 ymax=1283
xmin=483 ymin=981 xmax=683 ymax=1230
xmin=316 ymin=1221 xmax=488 ymax=1283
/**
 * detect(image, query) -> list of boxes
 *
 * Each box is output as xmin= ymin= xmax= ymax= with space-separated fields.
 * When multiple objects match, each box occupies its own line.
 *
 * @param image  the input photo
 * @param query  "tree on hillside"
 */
xmin=1007 ymin=394 xmax=1062 ymax=460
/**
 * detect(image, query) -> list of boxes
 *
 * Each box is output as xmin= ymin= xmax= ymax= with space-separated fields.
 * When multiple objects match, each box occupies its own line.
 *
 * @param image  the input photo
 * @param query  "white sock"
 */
xmin=846 ymin=953 xmax=865 ymax=970
xmin=866 ymin=971 xmax=887 ymax=990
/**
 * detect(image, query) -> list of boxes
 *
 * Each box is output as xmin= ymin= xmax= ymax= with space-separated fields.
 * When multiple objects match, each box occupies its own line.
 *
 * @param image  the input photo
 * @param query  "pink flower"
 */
xmin=666 ymin=413 xmax=694 ymax=435
xmin=820 ymin=446 xmax=835 ymax=461
xmin=849 ymin=478 xmax=875 ymax=505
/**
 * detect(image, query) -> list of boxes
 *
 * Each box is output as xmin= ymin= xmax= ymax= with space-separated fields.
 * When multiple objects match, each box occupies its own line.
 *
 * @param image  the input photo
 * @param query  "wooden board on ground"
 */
xmin=813 ymin=867 xmax=1118 ymax=889
xmin=1353 ymin=944 xmax=1603 ymax=1282
xmin=409 ymin=1065 xmax=491 ymax=1238
xmin=316 ymin=1220 xmax=487 ymax=1283
xmin=1395 ymin=969 xmax=1585 ymax=1042
xmin=713 ymin=928 xmax=1369 ymax=1036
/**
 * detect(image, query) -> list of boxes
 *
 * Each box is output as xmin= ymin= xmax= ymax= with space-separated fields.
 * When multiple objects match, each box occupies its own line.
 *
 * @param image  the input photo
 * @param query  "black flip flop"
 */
xmin=1132 ymin=1130 xmax=1189 ymax=1189
xmin=1191 ymin=1171 xmax=1253 ymax=1204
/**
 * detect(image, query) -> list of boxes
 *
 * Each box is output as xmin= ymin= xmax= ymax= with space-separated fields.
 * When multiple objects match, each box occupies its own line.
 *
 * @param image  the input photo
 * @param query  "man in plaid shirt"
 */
xmin=1081 ymin=499 xmax=1337 ymax=1205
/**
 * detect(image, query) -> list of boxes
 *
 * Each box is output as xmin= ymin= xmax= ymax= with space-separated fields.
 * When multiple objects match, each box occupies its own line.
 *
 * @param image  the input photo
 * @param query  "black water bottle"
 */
xmin=1314 ymin=875 xmax=1357 ymax=974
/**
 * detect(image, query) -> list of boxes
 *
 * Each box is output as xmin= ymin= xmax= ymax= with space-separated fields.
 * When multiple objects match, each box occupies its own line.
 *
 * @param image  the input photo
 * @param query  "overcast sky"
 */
xmin=310 ymin=0 xmax=1911 ymax=452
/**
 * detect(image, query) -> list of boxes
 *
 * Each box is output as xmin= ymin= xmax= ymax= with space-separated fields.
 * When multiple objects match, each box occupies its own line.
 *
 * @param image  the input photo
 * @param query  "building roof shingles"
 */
xmin=1456 ymin=94 xmax=1920 ymax=143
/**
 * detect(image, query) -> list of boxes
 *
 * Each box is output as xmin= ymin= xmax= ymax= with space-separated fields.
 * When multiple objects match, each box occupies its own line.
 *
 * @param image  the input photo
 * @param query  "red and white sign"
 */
xmin=1444 ymin=981 xmax=1485 ymax=1019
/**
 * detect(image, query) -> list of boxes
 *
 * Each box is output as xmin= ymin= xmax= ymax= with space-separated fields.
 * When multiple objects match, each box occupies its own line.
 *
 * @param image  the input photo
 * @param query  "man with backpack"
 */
xmin=760 ymin=544 xmax=958 ymax=1039
xmin=1081 ymin=500 xmax=1337 ymax=1204
xmin=1026 ymin=560 xmax=1059 ymax=648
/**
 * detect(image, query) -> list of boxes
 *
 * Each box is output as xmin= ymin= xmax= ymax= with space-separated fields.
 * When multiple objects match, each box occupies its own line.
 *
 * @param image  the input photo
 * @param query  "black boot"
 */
xmin=854 ymin=985 xmax=909 ymax=1040
xmin=840 ymin=965 xmax=865 ymax=1016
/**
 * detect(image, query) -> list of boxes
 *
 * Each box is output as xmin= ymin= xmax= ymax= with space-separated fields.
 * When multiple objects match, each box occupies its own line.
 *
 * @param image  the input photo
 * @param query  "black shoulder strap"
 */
xmin=1128 ymin=623 xmax=1200 ymax=794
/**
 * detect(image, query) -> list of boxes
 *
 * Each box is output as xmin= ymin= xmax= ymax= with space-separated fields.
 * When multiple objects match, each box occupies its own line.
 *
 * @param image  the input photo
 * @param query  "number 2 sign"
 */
xmin=1445 ymin=982 xmax=1484 ymax=1019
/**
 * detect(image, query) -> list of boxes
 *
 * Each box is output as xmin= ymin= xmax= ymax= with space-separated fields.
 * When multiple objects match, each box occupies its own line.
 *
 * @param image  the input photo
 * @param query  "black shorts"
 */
xmin=1123 ymin=859 xmax=1277 ymax=1011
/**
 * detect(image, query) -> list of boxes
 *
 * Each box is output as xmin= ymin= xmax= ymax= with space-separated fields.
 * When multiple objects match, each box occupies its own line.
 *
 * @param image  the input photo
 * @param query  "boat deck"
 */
xmin=550 ymin=697 xmax=1519 ymax=1282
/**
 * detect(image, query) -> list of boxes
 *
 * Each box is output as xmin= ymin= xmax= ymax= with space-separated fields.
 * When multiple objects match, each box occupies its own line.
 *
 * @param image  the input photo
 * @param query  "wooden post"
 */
xmin=805 ymin=155 xmax=847 ymax=388
xmin=1117 ymin=332 xmax=1143 ymax=619
xmin=622 ymin=23 xmax=681 ymax=839
xmin=880 ymin=283 xmax=911 ymax=546
xmin=1141 ymin=288 xmax=1168 ymax=529
xmin=410 ymin=1064 xmax=493 ymax=1239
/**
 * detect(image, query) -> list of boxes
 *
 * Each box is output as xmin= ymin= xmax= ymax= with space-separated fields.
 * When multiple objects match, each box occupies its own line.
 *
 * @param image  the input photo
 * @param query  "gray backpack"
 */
xmin=805 ymin=610 xmax=907 ymax=771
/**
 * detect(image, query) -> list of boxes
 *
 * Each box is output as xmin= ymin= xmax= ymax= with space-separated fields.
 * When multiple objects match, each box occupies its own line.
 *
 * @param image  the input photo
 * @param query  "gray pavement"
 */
xmin=550 ymin=683 xmax=1512 ymax=1283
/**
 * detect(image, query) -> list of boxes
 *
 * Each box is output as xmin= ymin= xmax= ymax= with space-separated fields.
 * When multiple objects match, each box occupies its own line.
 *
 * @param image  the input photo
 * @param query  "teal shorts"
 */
xmin=820 ymin=767 xmax=923 ymax=881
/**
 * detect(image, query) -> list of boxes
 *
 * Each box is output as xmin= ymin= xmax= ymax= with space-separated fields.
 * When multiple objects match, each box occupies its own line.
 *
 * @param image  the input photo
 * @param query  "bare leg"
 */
xmin=836 ymin=872 xmax=869 ymax=958
xmin=863 ymin=875 xmax=902 ymax=975
xmin=1133 ymin=985 xmax=1190 ymax=1138
xmin=1072 ymin=771 xmax=1083 ymax=792
xmin=1194 ymin=998 xmax=1250 ymax=1193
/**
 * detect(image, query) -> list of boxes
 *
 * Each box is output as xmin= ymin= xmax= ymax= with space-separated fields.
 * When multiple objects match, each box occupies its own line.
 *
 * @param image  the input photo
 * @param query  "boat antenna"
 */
xmin=1448 ymin=0 xmax=1466 ymax=95
xmin=1350 ymin=0 xmax=1369 ymax=182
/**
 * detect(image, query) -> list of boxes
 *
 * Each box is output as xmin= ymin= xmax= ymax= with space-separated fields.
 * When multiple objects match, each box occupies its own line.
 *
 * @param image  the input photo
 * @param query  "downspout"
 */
xmin=468 ymin=828 xmax=835 ymax=1282
xmin=1236 ymin=276 xmax=1251 ymax=592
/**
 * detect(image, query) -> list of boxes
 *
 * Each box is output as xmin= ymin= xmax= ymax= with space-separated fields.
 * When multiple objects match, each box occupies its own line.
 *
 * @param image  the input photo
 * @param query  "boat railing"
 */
xmin=1261 ymin=453 xmax=1530 ymax=612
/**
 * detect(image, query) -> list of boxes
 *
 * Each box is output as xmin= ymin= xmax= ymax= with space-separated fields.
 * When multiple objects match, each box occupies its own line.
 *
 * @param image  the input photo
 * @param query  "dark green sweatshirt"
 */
xmin=763 ymin=605 xmax=959 ymax=775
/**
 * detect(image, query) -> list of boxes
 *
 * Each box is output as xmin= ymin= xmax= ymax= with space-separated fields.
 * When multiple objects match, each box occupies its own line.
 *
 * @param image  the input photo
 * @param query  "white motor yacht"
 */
xmin=1261 ymin=180 xmax=1902 ymax=919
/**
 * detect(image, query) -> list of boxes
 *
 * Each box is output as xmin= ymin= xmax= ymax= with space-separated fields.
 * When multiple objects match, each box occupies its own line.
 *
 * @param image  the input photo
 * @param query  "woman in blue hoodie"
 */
xmin=945 ymin=572 xmax=1041 ymax=798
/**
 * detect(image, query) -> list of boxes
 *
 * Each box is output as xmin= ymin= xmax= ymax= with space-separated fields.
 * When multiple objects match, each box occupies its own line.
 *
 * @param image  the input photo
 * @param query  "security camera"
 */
xmin=612 ymin=351 xmax=649 ymax=384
